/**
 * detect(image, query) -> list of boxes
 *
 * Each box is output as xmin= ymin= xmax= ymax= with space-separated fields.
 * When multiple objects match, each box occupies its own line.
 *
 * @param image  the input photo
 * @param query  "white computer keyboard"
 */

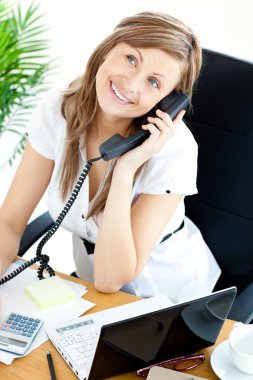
xmin=56 ymin=330 xmax=100 ymax=374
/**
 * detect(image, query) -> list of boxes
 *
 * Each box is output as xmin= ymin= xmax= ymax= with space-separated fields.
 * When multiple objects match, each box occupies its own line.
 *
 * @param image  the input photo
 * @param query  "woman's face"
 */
xmin=95 ymin=42 xmax=183 ymax=122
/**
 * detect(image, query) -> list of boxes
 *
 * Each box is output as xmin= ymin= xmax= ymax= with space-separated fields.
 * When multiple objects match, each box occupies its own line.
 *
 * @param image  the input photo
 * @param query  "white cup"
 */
xmin=229 ymin=322 xmax=253 ymax=375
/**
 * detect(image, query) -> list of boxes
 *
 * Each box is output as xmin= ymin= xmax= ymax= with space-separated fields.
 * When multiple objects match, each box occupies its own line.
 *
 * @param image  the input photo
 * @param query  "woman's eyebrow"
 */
xmin=152 ymin=72 xmax=166 ymax=79
xmin=133 ymin=48 xmax=143 ymax=62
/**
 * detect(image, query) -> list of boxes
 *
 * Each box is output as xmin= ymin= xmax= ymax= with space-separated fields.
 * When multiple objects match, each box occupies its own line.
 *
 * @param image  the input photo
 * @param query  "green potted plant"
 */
xmin=0 ymin=1 xmax=54 ymax=168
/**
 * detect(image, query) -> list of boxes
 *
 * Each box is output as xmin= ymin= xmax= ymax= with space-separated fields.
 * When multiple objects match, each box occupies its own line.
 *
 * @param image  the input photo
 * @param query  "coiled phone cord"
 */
xmin=0 ymin=155 xmax=102 ymax=285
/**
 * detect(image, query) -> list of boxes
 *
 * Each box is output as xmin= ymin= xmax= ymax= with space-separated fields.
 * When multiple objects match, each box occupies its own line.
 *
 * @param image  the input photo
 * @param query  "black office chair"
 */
xmin=17 ymin=211 xmax=54 ymax=257
xmin=184 ymin=49 xmax=253 ymax=323
xmin=18 ymin=49 xmax=253 ymax=322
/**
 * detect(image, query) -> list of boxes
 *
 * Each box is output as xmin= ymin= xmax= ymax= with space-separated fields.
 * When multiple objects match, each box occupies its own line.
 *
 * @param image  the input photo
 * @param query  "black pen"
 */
xmin=47 ymin=350 xmax=57 ymax=380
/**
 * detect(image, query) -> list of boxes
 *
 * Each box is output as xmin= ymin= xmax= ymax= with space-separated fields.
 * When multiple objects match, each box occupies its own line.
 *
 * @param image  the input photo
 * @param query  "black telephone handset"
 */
xmin=99 ymin=91 xmax=189 ymax=161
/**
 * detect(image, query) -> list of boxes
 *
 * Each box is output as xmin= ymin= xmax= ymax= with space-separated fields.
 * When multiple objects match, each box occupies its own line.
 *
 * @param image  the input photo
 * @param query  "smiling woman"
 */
xmin=0 ymin=12 xmax=221 ymax=304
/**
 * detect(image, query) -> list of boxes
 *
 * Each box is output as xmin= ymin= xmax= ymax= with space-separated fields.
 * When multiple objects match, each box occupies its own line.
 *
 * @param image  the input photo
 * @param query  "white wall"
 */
xmin=1 ymin=0 xmax=253 ymax=274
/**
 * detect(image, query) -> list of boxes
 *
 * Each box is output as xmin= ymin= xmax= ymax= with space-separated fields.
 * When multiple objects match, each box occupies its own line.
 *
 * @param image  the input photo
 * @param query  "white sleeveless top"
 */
xmin=27 ymin=87 xmax=221 ymax=304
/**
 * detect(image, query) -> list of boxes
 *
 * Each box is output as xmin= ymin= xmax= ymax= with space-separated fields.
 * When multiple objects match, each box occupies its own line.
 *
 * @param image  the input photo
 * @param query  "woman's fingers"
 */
xmin=173 ymin=109 xmax=186 ymax=126
xmin=147 ymin=116 xmax=172 ymax=133
xmin=142 ymin=123 xmax=161 ymax=138
xmin=140 ymin=108 xmax=186 ymax=154
xmin=156 ymin=108 xmax=186 ymax=126
xmin=146 ymin=110 xmax=174 ymax=139
xmin=155 ymin=108 xmax=174 ymax=126
xmin=145 ymin=108 xmax=186 ymax=133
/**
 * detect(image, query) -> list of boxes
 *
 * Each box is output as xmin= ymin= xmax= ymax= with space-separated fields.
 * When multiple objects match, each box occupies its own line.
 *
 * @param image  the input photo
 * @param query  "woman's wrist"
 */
xmin=113 ymin=160 xmax=135 ymax=184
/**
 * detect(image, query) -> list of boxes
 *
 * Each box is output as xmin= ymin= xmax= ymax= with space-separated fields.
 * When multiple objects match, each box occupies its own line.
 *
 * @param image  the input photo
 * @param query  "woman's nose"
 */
xmin=123 ymin=73 xmax=141 ymax=94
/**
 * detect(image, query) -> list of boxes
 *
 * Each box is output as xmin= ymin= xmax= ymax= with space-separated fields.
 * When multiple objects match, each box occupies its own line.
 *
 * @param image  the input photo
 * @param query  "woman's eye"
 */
xmin=149 ymin=78 xmax=159 ymax=89
xmin=127 ymin=55 xmax=136 ymax=66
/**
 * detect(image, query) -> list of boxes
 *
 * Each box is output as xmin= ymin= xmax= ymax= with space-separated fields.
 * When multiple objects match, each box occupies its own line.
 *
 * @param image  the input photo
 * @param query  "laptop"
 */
xmin=46 ymin=287 xmax=236 ymax=380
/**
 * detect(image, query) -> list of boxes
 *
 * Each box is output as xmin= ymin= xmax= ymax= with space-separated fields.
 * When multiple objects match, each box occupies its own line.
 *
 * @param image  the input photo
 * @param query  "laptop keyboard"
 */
xmin=57 ymin=330 xmax=100 ymax=373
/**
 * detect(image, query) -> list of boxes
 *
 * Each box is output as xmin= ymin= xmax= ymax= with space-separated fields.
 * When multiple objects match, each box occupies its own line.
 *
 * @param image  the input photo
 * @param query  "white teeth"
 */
xmin=111 ymin=82 xmax=129 ymax=103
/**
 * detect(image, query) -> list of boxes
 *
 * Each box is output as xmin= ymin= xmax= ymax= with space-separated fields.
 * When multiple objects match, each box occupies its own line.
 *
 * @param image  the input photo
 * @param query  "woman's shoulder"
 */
xmin=26 ymin=84 xmax=68 ymax=159
xmin=39 ymin=84 xmax=66 ymax=114
xmin=32 ymin=84 xmax=69 ymax=135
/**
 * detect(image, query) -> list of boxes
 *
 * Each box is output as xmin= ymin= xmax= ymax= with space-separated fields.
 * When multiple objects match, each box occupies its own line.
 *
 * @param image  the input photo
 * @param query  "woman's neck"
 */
xmin=92 ymin=109 xmax=133 ymax=143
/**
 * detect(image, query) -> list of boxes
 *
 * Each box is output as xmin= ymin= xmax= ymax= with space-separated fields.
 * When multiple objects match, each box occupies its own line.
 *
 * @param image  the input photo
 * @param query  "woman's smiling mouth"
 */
xmin=110 ymin=81 xmax=133 ymax=104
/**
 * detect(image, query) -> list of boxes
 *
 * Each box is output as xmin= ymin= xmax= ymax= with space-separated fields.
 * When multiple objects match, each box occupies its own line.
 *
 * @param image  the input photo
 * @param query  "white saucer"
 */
xmin=211 ymin=340 xmax=253 ymax=380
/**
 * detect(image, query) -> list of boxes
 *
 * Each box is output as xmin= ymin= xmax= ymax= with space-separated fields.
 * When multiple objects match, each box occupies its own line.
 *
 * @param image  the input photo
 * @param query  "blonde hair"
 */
xmin=60 ymin=11 xmax=202 ymax=217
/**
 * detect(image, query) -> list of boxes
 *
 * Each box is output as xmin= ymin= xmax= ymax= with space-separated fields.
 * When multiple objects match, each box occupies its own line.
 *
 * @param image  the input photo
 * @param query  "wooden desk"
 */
xmin=0 ymin=271 xmax=233 ymax=380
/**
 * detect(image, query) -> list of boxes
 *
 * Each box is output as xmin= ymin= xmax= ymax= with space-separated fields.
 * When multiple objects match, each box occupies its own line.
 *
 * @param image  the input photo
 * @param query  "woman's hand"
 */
xmin=116 ymin=108 xmax=186 ymax=175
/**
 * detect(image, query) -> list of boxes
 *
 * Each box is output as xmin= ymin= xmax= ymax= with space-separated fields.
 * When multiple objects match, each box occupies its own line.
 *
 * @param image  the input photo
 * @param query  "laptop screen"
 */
xmin=88 ymin=287 xmax=236 ymax=379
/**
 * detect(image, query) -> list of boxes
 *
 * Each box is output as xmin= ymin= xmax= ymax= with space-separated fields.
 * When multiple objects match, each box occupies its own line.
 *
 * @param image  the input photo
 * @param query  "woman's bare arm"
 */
xmin=94 ymin=164 xmax=183 ymax=293
xmin=0 ymin=142 xmax=54 ymax=275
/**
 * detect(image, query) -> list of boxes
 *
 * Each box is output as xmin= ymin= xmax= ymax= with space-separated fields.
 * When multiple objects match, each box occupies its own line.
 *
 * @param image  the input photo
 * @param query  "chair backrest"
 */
xmin=184 ymin=49 xmax=253 ymax=293
xmin=17 ymin=211 xmax=54 ymax=257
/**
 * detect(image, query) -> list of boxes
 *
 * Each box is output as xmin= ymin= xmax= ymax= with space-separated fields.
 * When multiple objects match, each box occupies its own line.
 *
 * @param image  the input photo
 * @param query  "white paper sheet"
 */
xmin=0 ymin=262 xmax=95 ymax=364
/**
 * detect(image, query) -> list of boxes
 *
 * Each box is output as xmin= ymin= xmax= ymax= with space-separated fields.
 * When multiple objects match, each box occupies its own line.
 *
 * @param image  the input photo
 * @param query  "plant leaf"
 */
xmin=0 ymin=0 xmax=57 ymax=168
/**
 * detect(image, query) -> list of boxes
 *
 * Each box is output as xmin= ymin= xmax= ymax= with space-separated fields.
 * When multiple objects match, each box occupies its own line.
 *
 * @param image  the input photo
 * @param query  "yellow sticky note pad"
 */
xmin=25 ymin=276 xmax=77 ymax=309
